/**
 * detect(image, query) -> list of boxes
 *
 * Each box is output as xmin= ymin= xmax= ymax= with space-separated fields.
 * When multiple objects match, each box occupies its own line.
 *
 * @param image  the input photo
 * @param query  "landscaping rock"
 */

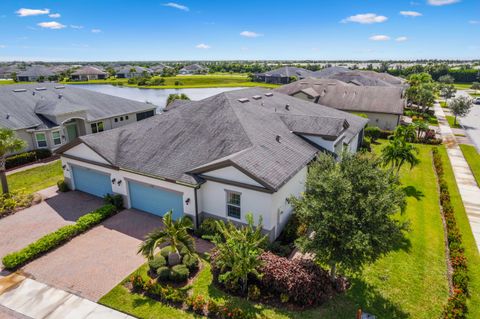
xmin=168 ymin=252 xmax=181 ymax=266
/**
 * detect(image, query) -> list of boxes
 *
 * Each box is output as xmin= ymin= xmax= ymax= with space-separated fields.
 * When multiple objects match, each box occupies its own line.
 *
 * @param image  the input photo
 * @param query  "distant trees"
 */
xmin=438 ymin=74 xmax=454 ymax=84
xmin=471 ymin=82 xmax=480 ymax=90
xmin=449 ymin=96 xmax=474 ymax=126
xmin=439 ymin=83 xmax=457 ymax=101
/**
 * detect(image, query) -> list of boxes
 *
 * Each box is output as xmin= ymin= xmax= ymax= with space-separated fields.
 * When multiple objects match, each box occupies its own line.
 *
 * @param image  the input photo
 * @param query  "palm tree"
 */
xmin=381 ymin=137 xmax=420 ymax=176
xmin=0 ymin=129 xmax=26 ymax=194
xmin=393 ymin=125 xmax=416 ymax=142
xmin=138 ymin=211 xmax=195 ymax=264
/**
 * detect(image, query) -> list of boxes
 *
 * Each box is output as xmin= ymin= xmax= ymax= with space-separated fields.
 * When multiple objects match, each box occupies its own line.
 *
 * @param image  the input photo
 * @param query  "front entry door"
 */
xmin=66 ymin=123 xmax=78 ymax=142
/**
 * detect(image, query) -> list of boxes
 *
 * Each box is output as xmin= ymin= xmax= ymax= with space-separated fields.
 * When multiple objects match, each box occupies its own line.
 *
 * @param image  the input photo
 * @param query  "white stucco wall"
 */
xmin=362 ymin=112 xmax=400 ymax=130
xmin=202 ymin=166 xmax=264 ymax=188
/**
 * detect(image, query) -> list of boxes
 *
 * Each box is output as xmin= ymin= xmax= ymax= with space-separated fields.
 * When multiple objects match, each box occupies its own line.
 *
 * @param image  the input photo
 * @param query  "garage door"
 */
xmin=128 ymin=181 xmax=183 ymax=220
xmin=72 ymin=165 xmax=112 ymax=198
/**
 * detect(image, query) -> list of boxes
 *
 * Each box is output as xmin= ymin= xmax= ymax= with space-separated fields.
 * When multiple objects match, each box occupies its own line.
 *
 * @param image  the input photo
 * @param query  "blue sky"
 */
xmin=0 ymin=0 xmax=478 ymax=61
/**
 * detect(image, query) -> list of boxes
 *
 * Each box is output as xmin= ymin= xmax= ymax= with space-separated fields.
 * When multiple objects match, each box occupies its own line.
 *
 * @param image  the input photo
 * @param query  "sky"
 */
xmin=0 ymin=0 xmax=479 ymax=61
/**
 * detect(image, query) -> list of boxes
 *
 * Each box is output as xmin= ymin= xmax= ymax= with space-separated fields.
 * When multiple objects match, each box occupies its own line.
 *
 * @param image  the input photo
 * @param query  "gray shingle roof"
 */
xmin=115 ymin=66 xmax=152 ymax=74
xmin=17 ymin=65 xmax=55 ymax=78
xmin=181 ymin=64 xmax=206 ymax=71
xmin=0 ymin=84 xmax=156 ymax=130
xmin=275 ymin=78 xmax=405 ymax=115
xmin=71 ymin=66 xmax=107 ymax=76
xmin=312 ymin=67 xmax=405 ymax=87
xmin=257 ymin=67 xmax=313 ymax=78
xmin=70 ymin=88 xmax=367 ymax=190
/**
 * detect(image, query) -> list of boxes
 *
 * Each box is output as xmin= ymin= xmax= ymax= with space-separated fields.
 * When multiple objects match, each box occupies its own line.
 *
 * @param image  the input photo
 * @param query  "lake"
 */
xmin=72 ymin=84 xmax=245 ymax=111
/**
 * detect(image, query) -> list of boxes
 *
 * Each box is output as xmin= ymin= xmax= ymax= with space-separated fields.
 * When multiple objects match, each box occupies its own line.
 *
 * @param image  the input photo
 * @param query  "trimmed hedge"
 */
xmin=2 ymin=204 xmax=117 ymax=269
xmin=6 ymin=149 xmax=52 ymax=169
xmin=432 ymin=148 xmax=469 ymax=318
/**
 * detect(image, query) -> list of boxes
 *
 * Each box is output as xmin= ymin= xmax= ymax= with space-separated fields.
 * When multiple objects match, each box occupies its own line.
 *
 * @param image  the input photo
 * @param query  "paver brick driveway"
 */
xmin=22 ymin=209 xmax=166 ymax=301
xmin=0 ymin=191 xmax=103 ymax=268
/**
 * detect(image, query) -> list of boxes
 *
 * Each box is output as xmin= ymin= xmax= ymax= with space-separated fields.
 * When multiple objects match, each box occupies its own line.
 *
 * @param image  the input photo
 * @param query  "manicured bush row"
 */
xmin=432 ymin=148 xmax=469 ymax=318
xmin=6 ymin=149 xmax=52 ymax=169
xmin=2 ymin=204 xmax=117 ymax=269
xmin=364 ymin=127 xmax=394 ymax=141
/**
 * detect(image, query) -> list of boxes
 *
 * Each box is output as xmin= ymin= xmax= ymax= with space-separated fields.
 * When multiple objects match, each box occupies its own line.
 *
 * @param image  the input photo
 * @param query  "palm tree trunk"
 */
xmin=0 ymin=157 xmax=7 ymax=194
xmin=330 ymin=263 xmax=337 ymax=281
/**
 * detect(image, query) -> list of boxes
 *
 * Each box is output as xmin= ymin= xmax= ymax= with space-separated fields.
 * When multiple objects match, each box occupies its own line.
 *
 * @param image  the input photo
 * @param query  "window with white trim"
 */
xmin=226 ymin=191 xmax=241 ymax=219
xmin=90 ymin=121 xmax=104 ymax=134
xmin=35 ymin=132 xmax=47 ymax=148
xmin=51 ymin=130 xmax=61 ymax=145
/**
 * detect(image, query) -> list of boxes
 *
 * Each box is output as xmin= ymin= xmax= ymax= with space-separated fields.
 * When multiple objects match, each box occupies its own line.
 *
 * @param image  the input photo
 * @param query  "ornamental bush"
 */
xmin=156 ymin=266 xmax=171 ymax=281
xmin=196 ymin=217 xmax=221 ymax=238
xmin=170 ymin=264 xmax=190 ymax=282
xmin=182 ymin=253 xmax=199 ymax=271
xmin=160 ymin=246 xmax=173 ymax=258
xmin=5 ymin=149 xmax=52 ymax=169
xmin=148 ymin=255 xmax=166 ymax=272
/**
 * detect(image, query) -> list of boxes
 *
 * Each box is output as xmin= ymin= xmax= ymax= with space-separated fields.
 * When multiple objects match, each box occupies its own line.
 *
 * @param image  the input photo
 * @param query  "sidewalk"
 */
xmin=434 ymin=102 xmax=480 ymax=252
xmin=0 ymin=273 xmax=135 ymax=319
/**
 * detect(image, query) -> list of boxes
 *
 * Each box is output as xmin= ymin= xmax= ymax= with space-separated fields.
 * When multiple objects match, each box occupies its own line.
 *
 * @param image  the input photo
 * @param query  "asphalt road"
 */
xmin=455 ymin=90 xmax=480 ymax=151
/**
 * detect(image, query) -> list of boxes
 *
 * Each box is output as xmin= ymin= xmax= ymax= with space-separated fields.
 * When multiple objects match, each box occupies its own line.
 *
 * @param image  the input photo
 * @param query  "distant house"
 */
xmin=313 ymin=67 xmax=406 ymax=87
xmin=70 ymin=66 xmax=107 ymax=81
xmin=179 ymin=64 xmax=208 ymax=75
xmin=253 ymin=67 xmax=314 ymax=84
xmin=115 ymin=66 xmax=153 ymax=78
xmin=16 ymin=65 xmax=56 ymax=82
xmin=0 ymin=84 xmax=157 ymax=152
xmin=151 ymin=64 xmax=173 ymax=74
xmin=275 ymin=77 xmax=405 ymax=130
xmin=0 ymin=65 xmax=21 ymax=79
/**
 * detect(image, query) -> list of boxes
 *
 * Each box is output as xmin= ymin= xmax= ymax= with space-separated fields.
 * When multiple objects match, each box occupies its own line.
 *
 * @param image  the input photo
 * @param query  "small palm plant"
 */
xmin=381 ymin=137 xmax=420 ymax=176
xmin=138 ymin=210 xmax=195 ymax=265
xmin=0 ymin=129 xmax=26 ymax=194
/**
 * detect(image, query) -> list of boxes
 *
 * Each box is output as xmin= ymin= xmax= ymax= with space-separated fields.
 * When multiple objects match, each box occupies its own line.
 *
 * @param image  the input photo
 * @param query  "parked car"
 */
xmin=474 ymin=98 xmax=480 ymax=105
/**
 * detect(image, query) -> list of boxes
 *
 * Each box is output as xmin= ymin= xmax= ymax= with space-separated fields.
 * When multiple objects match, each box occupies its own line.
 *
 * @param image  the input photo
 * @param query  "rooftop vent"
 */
xmin=265 ymin=92 xmax=273 ymax=97
xmin=13 ymin=89 xmax=27 ymax=93
xmin=6 ymin=114 xmax=10 ymax=120
xmin=285 ymin=104 xmax=290 ymax=111
xmin=252 ymin=95 xmax=262 ymax=100
xmin=237 ymin=98 xmax=249 ymax=103
xmin=54 ymin=85 xmax=65 ymax=89
xmin=32 ymin=91 xmax=35 ymax=96
xmin=299 ymin=82 xmax=307 ymax=85
xmin=276 ymin=135 xmax=281 ymax=143
xmin=35 ymin=87 xmax=47 ymax=91
xmin=58 ymin=94 xmax=63 ymax=99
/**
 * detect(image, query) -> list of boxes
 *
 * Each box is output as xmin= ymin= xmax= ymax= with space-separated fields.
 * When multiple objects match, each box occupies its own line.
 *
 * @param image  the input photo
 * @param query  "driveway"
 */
xmin=0 ymin=191 xmax=104 ymax=268
xmin=21 ymin=209 xmax=165 ymax=301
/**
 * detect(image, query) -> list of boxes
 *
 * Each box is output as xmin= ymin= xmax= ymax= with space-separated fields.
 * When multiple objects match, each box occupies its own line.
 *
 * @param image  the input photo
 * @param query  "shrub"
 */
xmin=104 ymin=193 xmax=124 ymax=210
xmin=453 ymin=269 xmax=469 ymax=295
xmin=364 ymin=126 xmax=381 ymax=142
xmin=57 ymin=180 xmax=69 ymax=192
xmin=160 ymin=246 xmax=173 ymax=258
xmin=182 ymin=253 xmax=199 ymax=271
xmin=5 ymin=149 xmax=52 ymax=169
xmin=206 ymin=299 xmax=220 ymax=316
xmin=156 ymin=266 xmax=171 ymax=281
xmin=0 ymin=190 xmax=33 ymax=216
xmin=191 ymin=295 xmax=206 ymax=314
xmin=1 ymin=204 xmax=117 ymax=269
xmin=149 ymin=255 xmax=166 ymax=272
xmin=129 ymin=274 xmax=145 ymax=291
xmin=443 ymin=289 xmax=468 ymax=319
xmin=196 ymin=217 xmax=220 ymax=238
xmin=170 ymin=264 xmax=190 ymax=282
xmin=266 ymin=241 xmax=292 ymax=258
xmin=278 ymin=213 xmax=304 ymax=244
xmin=247 ymin=284 xmax=261 ymax=301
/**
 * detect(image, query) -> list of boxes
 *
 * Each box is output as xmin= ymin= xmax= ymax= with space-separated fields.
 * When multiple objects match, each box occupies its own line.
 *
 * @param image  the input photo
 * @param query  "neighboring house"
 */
xmin=275 ymin=78 xmax=405 ymax=130
xmin=253 ymin=67 xmax=314 ymax=84
xmin=16 ymin=65 xmax=56 ymax=82
xmin=313 ymin=67 xmax=406 ymax=87
xmin=57 ymin=87 xmax=367 ymax=240
xmin=0 ymin=65 xmax=21 ymax=79
xmin=70 ymin=66 xmax=107 ymax=81
xmin=115 ymin=66 xmax=153 ymax=78
xmin=178 ymin=64 xmax=208 ymax=75
xmin=151 ymin=63 xmax=172 ymax=74
xmin=0 ymin=84 xmax=157 ymax=152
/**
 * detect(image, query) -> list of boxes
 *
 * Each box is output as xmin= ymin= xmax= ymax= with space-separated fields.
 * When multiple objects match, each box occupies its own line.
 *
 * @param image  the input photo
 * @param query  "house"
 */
xmin=115 ymin=66 xmax=153 ymax=78
xmin=151 ymin=63 xmax=173 ymax=74
xmin=16 ymin=65 xmax=56 ymax=82
xmin=0 ymin=84 xmax=157 ymax=152
xmin=57 ymin=87 xmax=367 ymax=240
xmin=179 ymin=64 xmax=208 ymax=75
xmin=70 ymin=66 xmax=107 ymax=81
xmin=253 ymin=67 xmax=314 ymax=84
xmin=312 ymin=67 xmax=406 ymax=87
xmin=0 ymin=65 xmax=21 ymax=79
xmin=275 ymin=78 xmax=405 ymax=130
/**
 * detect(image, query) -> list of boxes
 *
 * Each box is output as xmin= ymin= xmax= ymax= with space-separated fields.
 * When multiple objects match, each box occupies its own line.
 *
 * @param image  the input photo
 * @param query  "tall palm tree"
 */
xmin=138 ymin=211 xmax=195 ymax=261
xmin=381 ymin=137 xmax=420 ymax=176
xmin=0 ymin=129 xmax=26 ymax=194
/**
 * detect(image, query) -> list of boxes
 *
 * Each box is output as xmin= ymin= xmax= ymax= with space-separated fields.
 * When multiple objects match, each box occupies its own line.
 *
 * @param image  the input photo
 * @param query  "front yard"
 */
xmin=5 ymin=160 xmax=62 ymax=194
xmin=99 ymin=141 xmax=450 ymax=319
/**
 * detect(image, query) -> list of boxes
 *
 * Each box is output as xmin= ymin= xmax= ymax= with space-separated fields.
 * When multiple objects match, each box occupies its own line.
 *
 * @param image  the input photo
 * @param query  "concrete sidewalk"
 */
xmin=0 ymin=273 xmax=135 ymax=319
xmin=434 ymin=102 xmax=480 ymax=252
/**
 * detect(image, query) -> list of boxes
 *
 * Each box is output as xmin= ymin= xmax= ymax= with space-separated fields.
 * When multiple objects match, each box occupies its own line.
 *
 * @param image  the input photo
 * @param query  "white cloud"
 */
xmin=70 ymin=25 xmax=84 ymax=29
xmin=427 ymin=0 xmax=460 ymax=6
xmin=240 ymin=31 xmax=262 ymax=38
xmin=48 ymin=13 xmax=61 ymax=18
xmin=196 ymin=43 xmax=210 ymax=49
xmin=469 ymin=20 xmax=479 ymax=24
xmin=396 ymin=36 xmax=408 ymax=42
xmin=0 ymin=45 xmax=6 ymax=48
xmin=341 ymin=13 xmax=388 ymax=24
xmin=369 ymin=35 xmax=391 ymax=41
xmin=91 ymin=29 xmax=102 ymax=33
xmin=163 ymin=2 xmax=189 ymax=11
xmin=16 ymin=8 xmax=50 ymax=17
xmin=400 ymin=11 xmax=422 ymax=17
xmin=37 ymin=21 xmax=66 ymax=29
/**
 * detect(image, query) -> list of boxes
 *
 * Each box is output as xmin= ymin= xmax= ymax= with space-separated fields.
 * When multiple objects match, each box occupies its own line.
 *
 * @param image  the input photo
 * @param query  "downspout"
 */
xmin=194 ymin=187 xmax=199 ymax=229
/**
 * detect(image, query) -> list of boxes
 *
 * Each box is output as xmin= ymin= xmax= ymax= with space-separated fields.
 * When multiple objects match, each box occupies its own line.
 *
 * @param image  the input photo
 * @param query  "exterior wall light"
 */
xmin=111 ymin=178 xmax=116 ymax=184
xmin=185 ymin=198 xmax=191 ymax=205
xmin=117 ymin=180 xmax=122 ymax=186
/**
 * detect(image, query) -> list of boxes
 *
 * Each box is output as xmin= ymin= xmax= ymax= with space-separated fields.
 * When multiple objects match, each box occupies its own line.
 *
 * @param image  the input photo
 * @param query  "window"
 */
xmin=125 ymin=115 xmax=129 ymax=120
xmin=226 ymin=191 xmax=241 ymax=219
xmin=136 ymin=110 xmax=155 ymax=121
xmin=114 ymin=118 xmax=118 ymax=123
xmin=35 ymin=133 xmax=47 ymax=148
xmin=120 ymin=116 xmax=124 ymax=121
xmin=90 ymin=121 xmax=104 ymax=134
xmin=51 ymin=130 xmax=61 ymax=145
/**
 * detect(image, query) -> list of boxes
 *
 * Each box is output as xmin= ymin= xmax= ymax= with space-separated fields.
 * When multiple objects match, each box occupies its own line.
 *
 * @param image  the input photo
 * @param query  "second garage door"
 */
xmin=128 ymin=181 xmax=184 ymax=220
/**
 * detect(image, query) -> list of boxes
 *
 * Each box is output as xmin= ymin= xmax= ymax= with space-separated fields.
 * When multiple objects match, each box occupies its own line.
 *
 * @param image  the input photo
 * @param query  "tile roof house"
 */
xmin=70 ymin=66 xmax=107 ymax=81
xmin=0 ymin=84 xmax=156 ymax=152
xmin=115 ymin=65 xmax=153 ymax=78
xmin=178 ymin=64 xmax=208 ymax=75
xmin=312 ymin=67 xmax=406 ymax=87
xmin=275 ymin=78 xmax=406 ymax=130
xmin=16 ymin=65 xmax=56 ymax=82
xmin=253 ymin=67 xmax=314 ymax=84
xmin=57 ymin=87 xmax=367 ymax=240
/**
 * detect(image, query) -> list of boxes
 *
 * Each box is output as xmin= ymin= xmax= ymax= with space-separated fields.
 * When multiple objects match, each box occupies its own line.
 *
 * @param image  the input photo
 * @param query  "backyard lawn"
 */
xmin=100 ymin=141 xmax=449 ymax=319
xmin=446 ymin=115 xmax=461 ymax=128
xmin=62 ymin=74 xmax=280 ymax=89
xmin=5 ymin=160 xmax=62 ymax=194
xmin=453 ymin=83 xmax=474 ymax=90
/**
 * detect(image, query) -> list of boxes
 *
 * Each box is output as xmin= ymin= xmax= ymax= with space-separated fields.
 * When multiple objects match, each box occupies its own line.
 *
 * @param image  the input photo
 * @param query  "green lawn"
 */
xmin=100 ymin=140 xmax=449 ymax=319
xmin=61 ymin=74 xmax=280 ymax=89
xmin=438 ymin=146 xmax=480 ymax=318
xmin=459 ymin=144 xmax=480 ymax=187
xmin=5 ymin=160 xmax=63 ymax=194
xmin=440 ymin=101 xmax=448 ymax=108
xmin=453 ymin=83 xmax=474 ymax=90
xmin=446 ymin=115 xmax=461 ymax=128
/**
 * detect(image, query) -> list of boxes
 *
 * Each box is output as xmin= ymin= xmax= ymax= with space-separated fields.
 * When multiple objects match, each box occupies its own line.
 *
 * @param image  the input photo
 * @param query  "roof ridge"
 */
xmin=222 ymin=91 xmax=256 ymax=149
